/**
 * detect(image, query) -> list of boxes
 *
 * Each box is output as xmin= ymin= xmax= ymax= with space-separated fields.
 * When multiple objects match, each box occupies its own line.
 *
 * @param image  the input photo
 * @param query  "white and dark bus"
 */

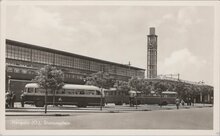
xmin=104 ymin=88 xmax=177 ymax=105
xmin=22 ymin=83 xmax=104 ymax=107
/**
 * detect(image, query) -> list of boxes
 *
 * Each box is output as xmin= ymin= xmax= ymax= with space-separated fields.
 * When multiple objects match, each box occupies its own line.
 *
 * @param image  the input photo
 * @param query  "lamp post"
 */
xmin=100 ymin=88 xmax=103 ymax=111
xmin=135 ymin=90 xmax=138 ymax=109
xmin=100 ymin=66 xmax=105 ymax=111
xmin=8 ymin=76 xmax=11 ymax=93
xmin=128 ymin=61 xmax=131 ymax=78
xmin=201 ymin=81 xmax=205 ymax=106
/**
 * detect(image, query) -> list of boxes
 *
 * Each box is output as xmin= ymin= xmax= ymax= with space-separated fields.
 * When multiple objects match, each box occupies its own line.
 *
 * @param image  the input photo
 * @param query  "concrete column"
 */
xmin=207 ymin=93 xmax=210 ymax=103
xmin=200 ymin=92 xmax=203 ymax=103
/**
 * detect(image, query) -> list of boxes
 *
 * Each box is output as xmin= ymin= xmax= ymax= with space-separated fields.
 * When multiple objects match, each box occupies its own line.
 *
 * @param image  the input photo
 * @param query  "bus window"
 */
xmin=35 ymin=88 xmax=47 ymax=94
xmin=96 ymin=90 xmax=101 ymax=95
xmin=74 ymin=90 xmax=80 ymax=95
xmin=163 ymin=95 xmax=168 ymax=98
xmin=25 ymin=88 xmax=28 ymax=93
xmin=57 ymin=89 xmax=62 ymax=94
xmin=35 ymin=88 xmax=40 ymax=93
xmin=47 ymin=89 xmax=51 ymax=94
xmin=85 ymin=90 xmax=94 ymax=95
xmin=65 ymin=89 xmax=71 ymax=94
xmin=27 ymin=88 xmax=35 ymax=93
xmin=80 ymin=90 xmax=85 ymax=95
xmin=162 ymin=91 xmax=177 ymax=98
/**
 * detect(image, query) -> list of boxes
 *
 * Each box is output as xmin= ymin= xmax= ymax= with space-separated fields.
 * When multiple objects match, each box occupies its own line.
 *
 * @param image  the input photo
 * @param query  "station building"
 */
xmin=5 ymin=39 xmax=145 ymax=101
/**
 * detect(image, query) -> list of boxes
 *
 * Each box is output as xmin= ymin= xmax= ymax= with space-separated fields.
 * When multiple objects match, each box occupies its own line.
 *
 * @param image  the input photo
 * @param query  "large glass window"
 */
xmin=55 ymin=54 xmax=73 ymax=67
xmin=90 ymin=61 xmax=102 ymax=71
xmin=14 ymin=68 xmax=20 ymax=73
xmin=116 ymin=66 xmax=127 ymax=76
xmin=6 ymin=44 xmax=31 ymax=61
xmin=32 ymin=49 xmax=53 ymax=64
xmin=7 ymin=67 xmax=13 ymax=72
xmin=137 ymin=70 xmax=145 ymax=78
xmin=73 ymin=58 xmax=90 ymax=70
xmin=130 ymin=69 xmax=137 ymax=77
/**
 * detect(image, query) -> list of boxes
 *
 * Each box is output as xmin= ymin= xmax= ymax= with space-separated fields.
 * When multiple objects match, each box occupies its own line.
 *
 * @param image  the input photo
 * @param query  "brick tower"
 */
xmin=147 ymin=27 xmax=157 ymax=78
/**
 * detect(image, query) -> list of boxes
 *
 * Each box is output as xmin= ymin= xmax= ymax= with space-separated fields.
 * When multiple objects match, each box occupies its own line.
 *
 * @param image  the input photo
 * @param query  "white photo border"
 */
xmin=0 ymin=1 xmax=219 ymax=136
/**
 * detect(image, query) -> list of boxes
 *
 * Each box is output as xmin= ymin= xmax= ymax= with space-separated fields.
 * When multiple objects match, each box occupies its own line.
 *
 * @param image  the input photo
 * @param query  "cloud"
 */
xmin=177 ymin=7 xmax=202 ymax=25
xmin=162 ymin=14 xmax=174 ymax=20
xmin=14 ymin=6 xmax=76 ymax=32
xmin=176 ymin=7 xmax=203 ymax=33
xmin=158 ymin=48 xmax=207 ymax=81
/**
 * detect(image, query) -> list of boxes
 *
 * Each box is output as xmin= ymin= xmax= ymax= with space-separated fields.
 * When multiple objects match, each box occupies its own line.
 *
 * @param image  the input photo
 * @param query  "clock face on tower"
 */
xmin=149 ymin=37 xmax=156 ymax=45
xmin=148 ymin=37 xmax=156 ymax=48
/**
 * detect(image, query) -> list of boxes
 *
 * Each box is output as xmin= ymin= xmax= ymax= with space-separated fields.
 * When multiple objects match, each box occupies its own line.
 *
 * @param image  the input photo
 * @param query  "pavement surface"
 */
xmin=6 ymin=107 xmax=213 ymax=130
xmin=5 ymin=102 xmax=213 ymax=116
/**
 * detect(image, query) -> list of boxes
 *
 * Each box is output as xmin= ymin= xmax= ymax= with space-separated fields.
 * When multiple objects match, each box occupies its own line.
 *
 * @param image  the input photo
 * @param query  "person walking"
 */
xmin=7 ymin=91 xmax=12 ymax=108
xmin=176 ymin=97 xmax=180 ymax=109
xmin=189 ymin=97 xmax=192 ymax=106
xmin=20 ymin=90 xmax=24 ymax=107
xmin=5 ymin=91 xmax=10 ymax=108
xmin=11 ymin=91 xmax=16 ymax=108
xmin=58 ymin=97 xmax=63 ymax=106
xmin=181 ymin=99 xmax=185 ymax=106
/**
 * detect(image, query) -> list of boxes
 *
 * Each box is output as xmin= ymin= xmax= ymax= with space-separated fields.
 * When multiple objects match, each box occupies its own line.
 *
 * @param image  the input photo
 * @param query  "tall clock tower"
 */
xmin=147 ymin=27 xmax=157 ymax=78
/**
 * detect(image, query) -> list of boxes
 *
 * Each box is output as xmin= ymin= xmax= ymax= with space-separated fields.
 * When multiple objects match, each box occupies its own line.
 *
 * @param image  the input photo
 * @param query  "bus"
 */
xmin=137 ymin=91 xmax=178 ymax=105
xmin=104 ymin=88 xmax=129 ymax=105
xmin=104 ymin=88 xmax=177 ymax=105
xmin=22 ymin=83 xmax=104 ymax=107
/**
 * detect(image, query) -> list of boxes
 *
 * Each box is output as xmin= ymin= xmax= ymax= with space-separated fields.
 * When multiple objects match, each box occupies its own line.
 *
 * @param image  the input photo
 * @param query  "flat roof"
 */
xmin=25 ymin=83 xmax=101 ymax=92
xmin=6 ymin=39 xmax=145 ymax=71
xmin=162 ymin=91 xmax=177 ymax=94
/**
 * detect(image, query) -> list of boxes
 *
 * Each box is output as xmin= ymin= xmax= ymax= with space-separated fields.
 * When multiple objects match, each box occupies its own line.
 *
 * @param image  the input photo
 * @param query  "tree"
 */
xmin=128 ymin=77 xmax=145 ymax=92
xmin=85 ymin=71 xmax=115 ymax=89
xmin=114 ymin=80 xmax=130 ymax=92
xmin=154 ymin=81 xmax=170 ymax=94
xmin=173 ymin=82 xmax=186 ymax=99
xmin=113 ymin=80 xmax=130 ymax=105
xmin=128 ymin=77 xmax=151 ymax=108
xmin=33 ymin=65 xmax=64 ymax=113
xmin=85 ymin=71 xmax=115 ymax=110
xmin=153 ymin=80 xmax=170 ymax=106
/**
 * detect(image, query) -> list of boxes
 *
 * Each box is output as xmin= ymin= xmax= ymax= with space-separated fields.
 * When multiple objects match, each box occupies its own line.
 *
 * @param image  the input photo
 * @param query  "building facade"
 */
xmin=6 ymin=39 xmax=145 ymax=101
xmin=147 ymin=27 xmax=157 ymax=78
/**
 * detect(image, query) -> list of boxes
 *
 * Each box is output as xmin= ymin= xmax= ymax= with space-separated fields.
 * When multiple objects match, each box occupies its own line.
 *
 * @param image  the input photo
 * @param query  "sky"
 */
xmin=5 ymin=4 xmax=214 ymax=85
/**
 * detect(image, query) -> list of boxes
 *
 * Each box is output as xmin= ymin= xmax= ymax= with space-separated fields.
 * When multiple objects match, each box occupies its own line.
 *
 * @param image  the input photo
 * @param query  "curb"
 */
xmin=6 ymin=108 xmax=152 ymax=113
xmin=6 ymin=113 xmax=70 ymax=116
xmin=5 ymin=106 xmax=212 ymax=115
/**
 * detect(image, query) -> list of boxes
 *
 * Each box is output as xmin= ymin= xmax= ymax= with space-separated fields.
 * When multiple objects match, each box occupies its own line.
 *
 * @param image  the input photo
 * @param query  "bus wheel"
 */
xmin=115 ymin=102 xmax=123 ymax=105
xmin=35 ymin=101 xmax=44 ymax=107
xmin=161 ymin=101 xmax=168 ymax=106
xmin=77 ymin=103 xmax=87 ymax=108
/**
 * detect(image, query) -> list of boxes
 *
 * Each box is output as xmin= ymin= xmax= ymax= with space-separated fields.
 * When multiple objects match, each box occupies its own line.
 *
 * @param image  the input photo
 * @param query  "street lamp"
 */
xmin=100 ymin=88 xmax=103 ymax=111
xmin=135 ymin=90 xmax=138 ymax=109
xmin=128 ymin=61 xmax=131 ymax=78
xmin=8 ymin=76 xmax=11 ymax=93
xmin=100 ymin=67 xmax=105 ymax=111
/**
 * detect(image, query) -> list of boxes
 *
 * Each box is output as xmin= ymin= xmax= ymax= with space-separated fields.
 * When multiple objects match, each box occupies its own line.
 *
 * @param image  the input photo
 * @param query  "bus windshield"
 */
xmin=161 ymin=91 xmax=177 ymax=98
